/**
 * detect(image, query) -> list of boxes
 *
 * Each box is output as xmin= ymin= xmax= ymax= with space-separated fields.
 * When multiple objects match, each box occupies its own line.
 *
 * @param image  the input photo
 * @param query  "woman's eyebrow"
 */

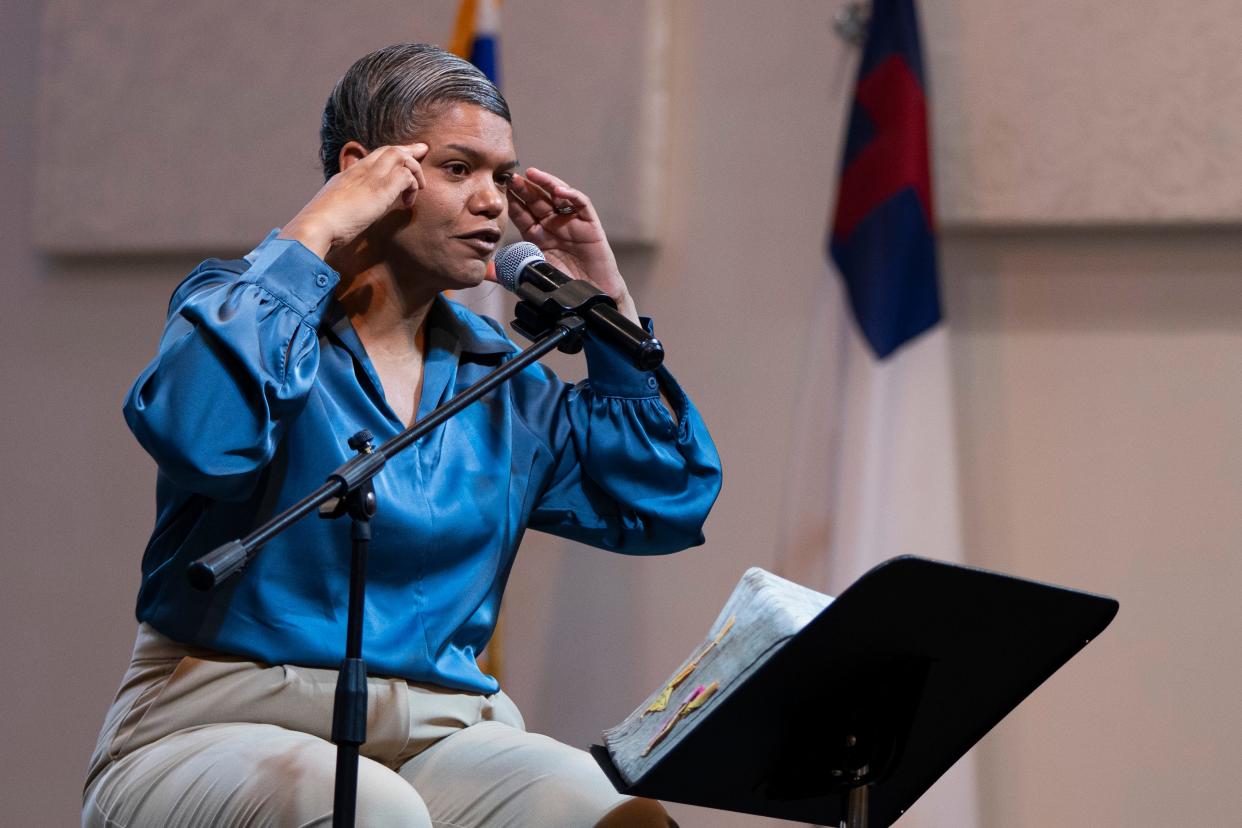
xmin=440 ymin=143 xmax=519 ymax=171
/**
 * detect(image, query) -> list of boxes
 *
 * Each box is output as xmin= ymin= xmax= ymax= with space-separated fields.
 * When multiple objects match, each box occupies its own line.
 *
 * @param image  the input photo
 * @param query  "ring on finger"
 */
xmin=554 ymin=203 xmax=576 ymax=215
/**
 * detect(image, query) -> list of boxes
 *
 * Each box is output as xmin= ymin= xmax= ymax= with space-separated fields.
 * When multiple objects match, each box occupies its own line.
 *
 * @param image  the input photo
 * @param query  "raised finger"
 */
xmin=510 ymin=174 xmax=570 ymax=223
xmin=506 ymin=186 xmax=537 ymax=230
xmin=369 ymin=146 xmax=409 ymax=178
xmin=505 ymin=188 xmax=548 ymax=243
xmin=524 ymin=167 xmax=592 ymax=217
xmin=376 ymin=144 xmax=413 ymax=164
xmin=401 ymin=153 xmax=426 ymax=192
xmin=395 ymin=166 xmax=419 ymax=208
xmin=379 ymin=146 xmax=424 ymax=207
xmin=510 ymin=174 xmax=554 ymax=208
xmin=380 ymin=144 xmax=423 ymax=165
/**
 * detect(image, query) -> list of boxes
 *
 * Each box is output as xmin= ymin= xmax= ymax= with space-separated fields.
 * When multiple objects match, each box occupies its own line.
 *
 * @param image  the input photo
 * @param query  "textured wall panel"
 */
xmin=925 ymin=1 xmax=1242 ymax=225
xmin=33 ymin=0 xmax=666 ymax=252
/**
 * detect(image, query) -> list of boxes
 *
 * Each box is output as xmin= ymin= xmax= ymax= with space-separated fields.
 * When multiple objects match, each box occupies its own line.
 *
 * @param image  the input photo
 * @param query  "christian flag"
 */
xmin=449 ymin=0 xmax=502 ymax=84
xmin=830 ymin=0 xmax=940 ymax=360
xmin=811 ymin=3 xmax=979 ymax=824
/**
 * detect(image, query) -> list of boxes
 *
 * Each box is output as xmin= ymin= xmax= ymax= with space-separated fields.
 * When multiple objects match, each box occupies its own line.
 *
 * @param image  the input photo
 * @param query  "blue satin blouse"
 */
xmin=123 ymin=234 xmax=722 ymax=693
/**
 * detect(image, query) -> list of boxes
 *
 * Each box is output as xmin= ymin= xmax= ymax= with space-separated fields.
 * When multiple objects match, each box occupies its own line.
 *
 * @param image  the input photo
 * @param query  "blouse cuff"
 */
xmin=582 ymin=317 xmax=662 ymax=399
xmin=241 ymin=230 xmax=340 ymax=319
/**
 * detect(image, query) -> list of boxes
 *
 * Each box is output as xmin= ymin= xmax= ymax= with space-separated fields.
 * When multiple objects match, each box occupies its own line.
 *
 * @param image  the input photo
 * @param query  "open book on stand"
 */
xmin=593 ymin=556 xmax=1120 ymax=827
xmin=602 ymin=567 xmax=833 ymax=787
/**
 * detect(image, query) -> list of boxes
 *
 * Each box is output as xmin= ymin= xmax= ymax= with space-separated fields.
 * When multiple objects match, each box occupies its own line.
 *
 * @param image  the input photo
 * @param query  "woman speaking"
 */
xmin=82 ymin=43 xmax=721 ymax=827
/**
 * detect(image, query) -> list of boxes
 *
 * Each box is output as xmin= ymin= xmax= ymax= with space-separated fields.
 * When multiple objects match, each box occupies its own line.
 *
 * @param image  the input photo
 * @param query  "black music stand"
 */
xmin=592 ymin=556 xmax=1119 ymax=827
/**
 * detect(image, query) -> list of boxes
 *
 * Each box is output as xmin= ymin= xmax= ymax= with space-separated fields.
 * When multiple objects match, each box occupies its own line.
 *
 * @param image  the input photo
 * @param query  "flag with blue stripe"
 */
xmin=830 ymin=0 xmax=940 ymax=360
xmin=449 ymin=0 xmax=502 ymax=85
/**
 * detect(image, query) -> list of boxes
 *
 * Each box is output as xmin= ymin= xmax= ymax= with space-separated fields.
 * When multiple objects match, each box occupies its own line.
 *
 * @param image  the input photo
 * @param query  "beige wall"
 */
xmin=943 ymin=229 xmax=1242 ymax=827
xmin=2 ymin=2 xmax=1240 ymax=826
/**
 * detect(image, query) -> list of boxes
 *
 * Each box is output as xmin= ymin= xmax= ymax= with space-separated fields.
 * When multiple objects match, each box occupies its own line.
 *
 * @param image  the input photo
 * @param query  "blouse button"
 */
xmin=315 ymin=273 xmax=330 ymax=288
xmin=646 ymin=376 xmax=659 ymax=390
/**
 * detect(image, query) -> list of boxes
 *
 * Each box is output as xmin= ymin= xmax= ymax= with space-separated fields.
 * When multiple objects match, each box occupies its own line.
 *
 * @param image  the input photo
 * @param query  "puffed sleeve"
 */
xmin=123 ymin=234 xmax=339 ymax=501
xmin=525 ymin=323 xmax=723 ymax=554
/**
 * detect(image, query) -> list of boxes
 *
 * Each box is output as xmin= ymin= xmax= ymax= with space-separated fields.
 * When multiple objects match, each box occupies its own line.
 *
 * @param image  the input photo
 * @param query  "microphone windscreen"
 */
xmin=494 ymin=241 xmax=544 ymax=291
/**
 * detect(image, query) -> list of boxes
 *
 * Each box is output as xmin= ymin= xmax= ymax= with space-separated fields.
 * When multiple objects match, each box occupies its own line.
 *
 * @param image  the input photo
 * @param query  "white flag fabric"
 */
xmin=776 ymin=276 xmax=979 ymax=828
xmin=832 ymin=307 xmax=979 ymax=828
xmin=777 ymin=1 xmax=980 ymax=824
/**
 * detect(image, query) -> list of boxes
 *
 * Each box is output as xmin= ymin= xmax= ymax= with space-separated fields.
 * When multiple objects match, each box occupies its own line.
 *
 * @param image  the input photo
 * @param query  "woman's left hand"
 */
xmin=503 ymin=167 xmax=640 ymax=325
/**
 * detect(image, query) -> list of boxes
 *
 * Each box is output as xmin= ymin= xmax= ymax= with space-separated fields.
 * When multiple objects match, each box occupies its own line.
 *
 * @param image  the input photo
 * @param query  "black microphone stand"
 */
xmin=188 ymin=304 xmax=593 ymax=828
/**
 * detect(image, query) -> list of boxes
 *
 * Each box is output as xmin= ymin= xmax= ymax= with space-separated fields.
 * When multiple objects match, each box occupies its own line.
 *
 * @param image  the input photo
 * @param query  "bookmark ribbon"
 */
xmin=645 ymin=616 xmax=735 ymax=714
xmin=642 ymin=681 xmax=720 ymax=756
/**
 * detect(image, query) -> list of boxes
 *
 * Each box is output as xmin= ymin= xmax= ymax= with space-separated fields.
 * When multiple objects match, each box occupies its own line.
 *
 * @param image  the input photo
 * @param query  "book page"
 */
xmin=603 ymin=568 xmax=832 ymax=785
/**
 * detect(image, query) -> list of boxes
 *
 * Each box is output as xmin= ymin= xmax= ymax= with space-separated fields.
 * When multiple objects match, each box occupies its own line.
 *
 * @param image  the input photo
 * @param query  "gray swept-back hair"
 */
xmin=319 ymin=43 xmax=511 ymax=181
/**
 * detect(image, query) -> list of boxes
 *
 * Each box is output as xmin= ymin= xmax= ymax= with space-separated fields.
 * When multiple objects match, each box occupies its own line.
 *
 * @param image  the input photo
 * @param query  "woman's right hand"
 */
xmin=278 ymin=143 xmax=429 ymax=259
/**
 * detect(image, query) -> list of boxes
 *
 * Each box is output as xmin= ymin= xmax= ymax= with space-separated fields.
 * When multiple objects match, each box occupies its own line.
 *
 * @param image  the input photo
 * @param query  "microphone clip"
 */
xmin=511 ymin=278 xmax=613 ymax=354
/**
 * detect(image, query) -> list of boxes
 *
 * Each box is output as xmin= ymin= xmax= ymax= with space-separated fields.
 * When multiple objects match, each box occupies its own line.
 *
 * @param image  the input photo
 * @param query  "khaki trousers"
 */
xmin=83 ymin=625 xmax=669 ymax=827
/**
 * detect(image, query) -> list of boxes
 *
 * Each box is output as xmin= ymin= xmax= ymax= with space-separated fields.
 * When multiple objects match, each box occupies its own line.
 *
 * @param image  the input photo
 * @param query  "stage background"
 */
xmin=2 ymin=1 xmax=1240 ymax=825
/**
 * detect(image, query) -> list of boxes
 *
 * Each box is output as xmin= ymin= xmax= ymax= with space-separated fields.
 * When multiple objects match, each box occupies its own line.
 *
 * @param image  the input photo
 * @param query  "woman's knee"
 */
xmin=250 ymin=748 xmax=431 ymax=827
xmin=84 ymin=724 xmax=431 ymax=828
xmin=594 ymin=796 xmax=678 ymax=828
xmin=350 ymin=761 xmax=433 ymax=828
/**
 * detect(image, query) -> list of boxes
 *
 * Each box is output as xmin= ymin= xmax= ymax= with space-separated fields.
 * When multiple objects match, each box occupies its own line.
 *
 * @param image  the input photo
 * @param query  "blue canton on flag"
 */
xmin=450 ymin=0 xmax=502 ymax=85
xmin=830 ymin=0 xmax=940 ymax=360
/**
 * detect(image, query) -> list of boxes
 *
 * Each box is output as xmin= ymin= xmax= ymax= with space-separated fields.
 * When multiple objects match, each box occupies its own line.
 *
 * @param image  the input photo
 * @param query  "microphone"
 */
xmin=493 ymin=242 xmax=664 ymax=371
